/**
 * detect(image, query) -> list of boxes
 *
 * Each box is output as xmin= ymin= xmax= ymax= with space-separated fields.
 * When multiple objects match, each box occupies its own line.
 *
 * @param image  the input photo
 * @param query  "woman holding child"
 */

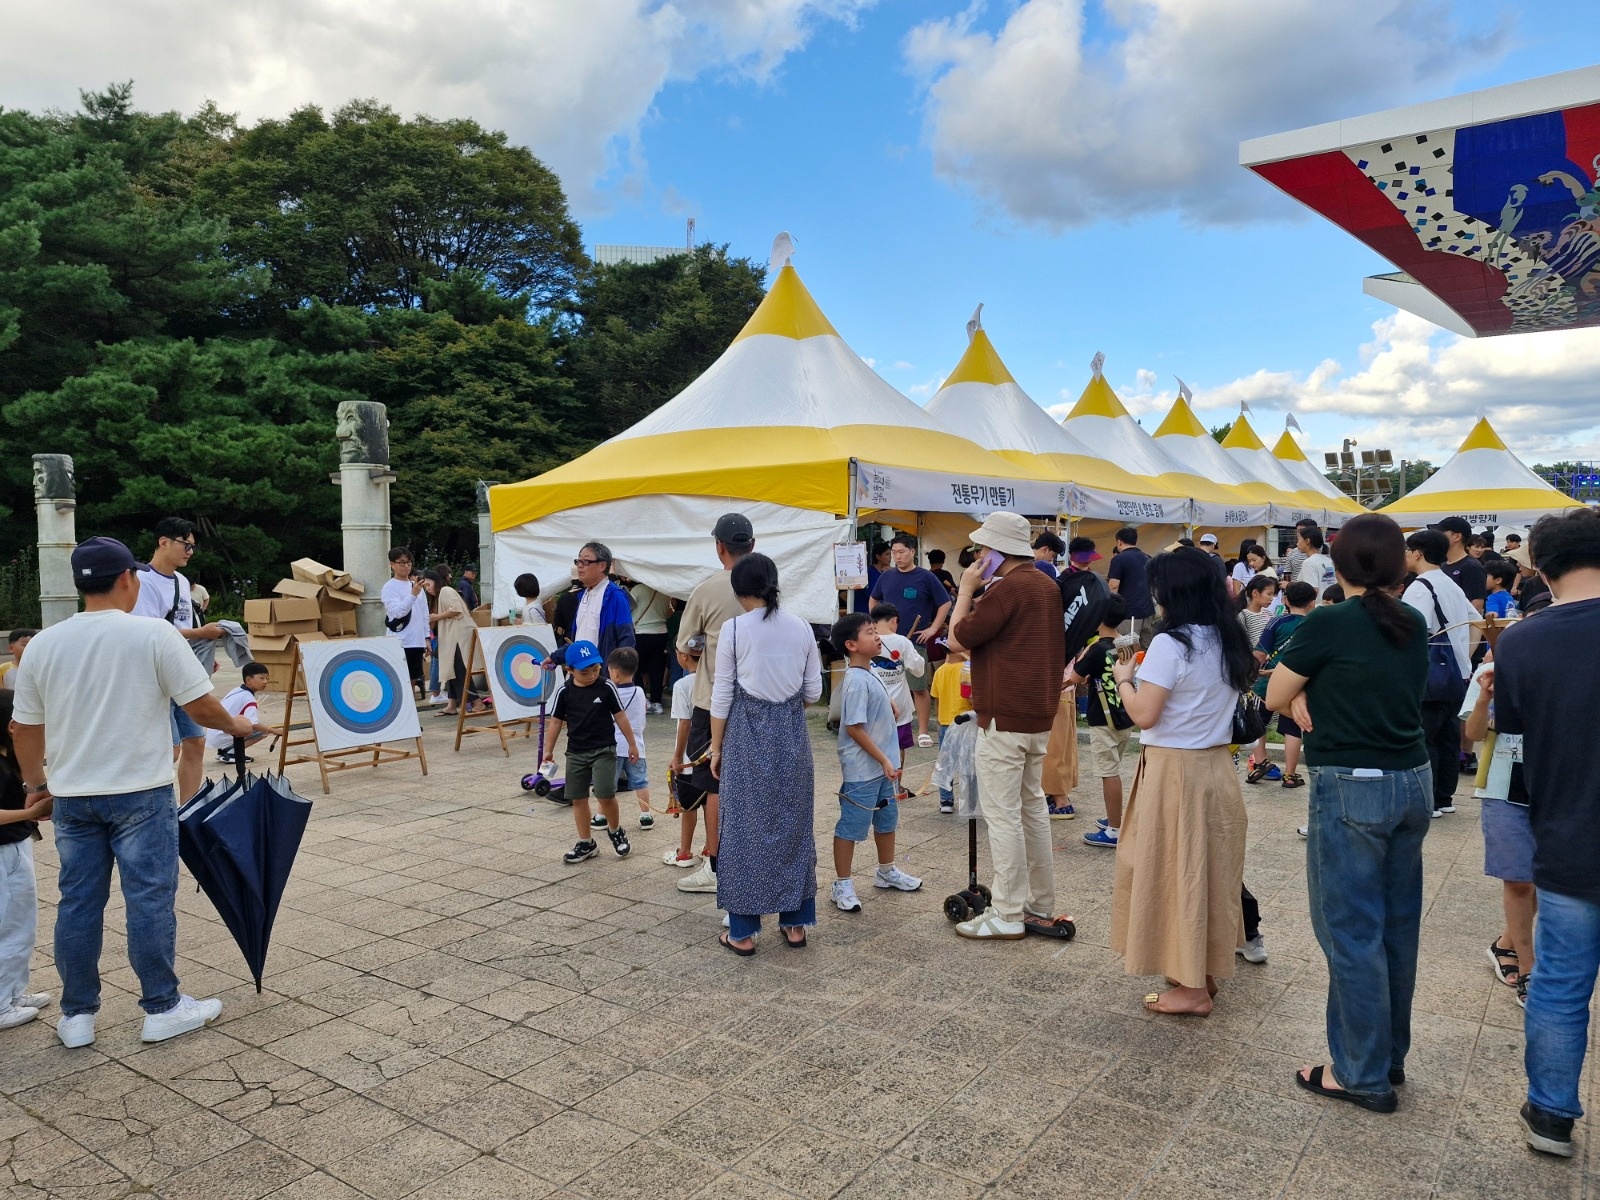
xmin=709 ymin=554 xmax=823 ymax=954
xmin=1110 ymin=547 xmax=1252 ymax=1016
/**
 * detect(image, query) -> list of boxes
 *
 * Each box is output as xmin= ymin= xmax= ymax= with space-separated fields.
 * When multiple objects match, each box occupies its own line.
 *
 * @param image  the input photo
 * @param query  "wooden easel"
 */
xmin=275 ymin=644 xmax=428 ymax=794
xmin=453 ymin=627 xmax=539 ymax=755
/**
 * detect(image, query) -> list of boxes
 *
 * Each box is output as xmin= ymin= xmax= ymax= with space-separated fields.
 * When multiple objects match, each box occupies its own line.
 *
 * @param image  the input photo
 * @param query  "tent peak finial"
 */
xmin=768 ymin=232 xmax=796 ymax=278
xmin=966 ymin=303 xmax=984 ymax=341
xmin=1090 ymin=351 xmax=1105 ymax=379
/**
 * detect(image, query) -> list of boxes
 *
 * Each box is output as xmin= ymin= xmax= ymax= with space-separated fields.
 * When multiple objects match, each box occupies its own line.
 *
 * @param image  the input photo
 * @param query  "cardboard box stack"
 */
xmin=245 ymin=558 xmax=366 ymax=691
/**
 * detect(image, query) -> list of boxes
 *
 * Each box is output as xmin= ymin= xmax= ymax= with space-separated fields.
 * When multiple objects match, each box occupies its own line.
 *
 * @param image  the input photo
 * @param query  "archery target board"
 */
xmin=476 ymin=624 xmax=558 ymax=719
xmin=298 ymin=638 xmax=423 ymax=752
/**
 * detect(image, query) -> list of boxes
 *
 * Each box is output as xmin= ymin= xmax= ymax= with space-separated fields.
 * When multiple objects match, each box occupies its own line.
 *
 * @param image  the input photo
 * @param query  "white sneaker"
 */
xmin=954 ymin=911 xmax=1025 ymax=940
xmin=140 ymin=994 xmax=223 ymax=1043
xmin=832 ymin=879 xmax=862 ymax=912
xmin=13 ymin=992 xmax=51 ymax=1010
xmin=662 ymin=848 xmax=702 ymax=867
xmin=873 ymin=865 xmax=922 ymax=892
xmin=57 ymin=1012 xmax=96 ymax=1048
xmin=0 ymin=1006 xmax=39 ymax=1030
xmin=677 ymin=861 xmax=717 ymax=893
xmin=1237 ymin=935 xmax=1268 ymax=964
xmin=1297 ymin=825 xmax=1308 ymax=839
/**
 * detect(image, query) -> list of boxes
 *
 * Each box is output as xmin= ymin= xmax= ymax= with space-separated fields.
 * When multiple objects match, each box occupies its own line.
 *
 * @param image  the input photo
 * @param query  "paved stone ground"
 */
xmin=4 ymin=683 xmax=1597 ymax=1199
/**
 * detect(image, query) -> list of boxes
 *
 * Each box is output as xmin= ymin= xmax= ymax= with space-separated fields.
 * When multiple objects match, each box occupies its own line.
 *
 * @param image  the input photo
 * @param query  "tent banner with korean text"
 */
xmin=854 ymin=460 xmax=1070 ymax=518
xmin=1071 ymin=485 xmax=1197 ymax=526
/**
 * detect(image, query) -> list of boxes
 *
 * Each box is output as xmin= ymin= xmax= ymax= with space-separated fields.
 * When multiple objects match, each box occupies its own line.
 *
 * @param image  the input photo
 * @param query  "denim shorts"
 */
xmin=169 ymin=700 xmax=203 ymax=746
xmin=836 ymin=776 xmax=898 ymax=841
xmin=617 ymin=756 xmax=649 ymax=791
xmin=1481 ymin=796 xmax=1534 ymax=883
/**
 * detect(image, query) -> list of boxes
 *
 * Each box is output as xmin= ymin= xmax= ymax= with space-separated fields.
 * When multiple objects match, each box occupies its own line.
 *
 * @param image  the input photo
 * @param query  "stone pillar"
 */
xmin=476 ymin=481 xmax=499 ymax=617
xmin=33 ymin=454 xmax=78 ymax=627
xmin=334 ymin=402 xmax=394 ymax=638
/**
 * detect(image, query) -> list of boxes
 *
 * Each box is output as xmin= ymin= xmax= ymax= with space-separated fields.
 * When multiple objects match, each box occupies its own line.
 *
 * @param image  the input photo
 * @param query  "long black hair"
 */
xmin=1329 ymin=513 xmax=1416 ymax=648
xmin=1148 ymin=547 xmax=1255 ymax=691
xmin=730 ymin=552 xmax=781 ymax=619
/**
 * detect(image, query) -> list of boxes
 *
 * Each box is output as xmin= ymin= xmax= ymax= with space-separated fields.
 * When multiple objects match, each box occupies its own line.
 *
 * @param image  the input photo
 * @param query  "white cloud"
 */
xmin=906 ymin=373 xmax=947 ymax=399
xmin=893 ymin=360 xmax=915 ymax=370
xmin=904 ymin=0 xmax=1508 ymax=227
xmin=1 ymin=0 xmax=872 ymax=209
xmin=1192 ymin=314 xmax=1600 ymax=461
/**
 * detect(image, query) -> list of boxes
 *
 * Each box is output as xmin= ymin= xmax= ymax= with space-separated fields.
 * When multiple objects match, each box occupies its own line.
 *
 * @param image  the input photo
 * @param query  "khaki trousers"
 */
xmin=975 ymin=721 xmax=1056 ymax=923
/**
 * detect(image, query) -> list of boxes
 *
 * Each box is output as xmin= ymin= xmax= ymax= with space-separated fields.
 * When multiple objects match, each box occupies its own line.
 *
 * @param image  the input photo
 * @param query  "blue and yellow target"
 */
xmin=494 ymin=634 xmax=553 ymax=706
xmin=317 ymin=648 xmax=406 ymax=737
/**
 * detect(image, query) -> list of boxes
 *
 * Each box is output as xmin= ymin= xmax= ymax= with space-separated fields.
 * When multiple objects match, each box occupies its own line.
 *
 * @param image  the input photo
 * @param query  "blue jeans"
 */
xmin=54 ymin=787 xmax=182 ymax=1017
xmin=1305 ymin=764 xmax=1432 ymax=1096
xmin=429 ymin=636 xmax=440 ymax=694
xmin=729 ymin=897 xmax=816 ymax=941
xmin=1526 ymin=887 xmax=1600 ymax=1119
xmin=937 ymin=722 xmax=953 ymax=804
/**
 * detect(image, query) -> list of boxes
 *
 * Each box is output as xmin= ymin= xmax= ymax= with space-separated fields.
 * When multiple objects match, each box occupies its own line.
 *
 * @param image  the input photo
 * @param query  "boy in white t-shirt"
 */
xmin=869 ymin=603 xmax=925 ymax=754
xmin=207 ymin=663 xmax=275 ymax=763
xmin=665 ymin=635 xmax=706 ymax=868
xmin=601 ymin=647 xmax=653 ymax=830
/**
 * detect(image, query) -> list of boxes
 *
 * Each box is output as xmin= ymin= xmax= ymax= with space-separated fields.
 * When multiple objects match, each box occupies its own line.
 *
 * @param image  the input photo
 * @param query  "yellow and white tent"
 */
xmin=1059 ymin=358 xmax=1261 ymax=527
xmin=1218 ymin=415 xmax=1336 ymax=525
xmin=1270 ymin=429 xmax=1366 ymax=519
xmin=1378 ymin=418 xmax=1586 ymax=529
xmin=924 ymin=314 xmax=1188 ymax=523
xmin=489 ymin=254 xmax=1065 ymax=622
xmin=1150 ymin=394 xmax=1273 ymax=524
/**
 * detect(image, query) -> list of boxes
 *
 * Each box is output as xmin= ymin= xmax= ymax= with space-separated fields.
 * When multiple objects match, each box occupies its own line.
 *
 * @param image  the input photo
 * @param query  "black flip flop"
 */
xmin=1295 ymin=1065 xmax=1397 ymax=1113
xmin=1023 ymin=914 xmax=1077 ymax=940
xmin=719 ymin=932 xmax=756 ymax=957
xmin=781 ymin=927 xmax=807 ymax=949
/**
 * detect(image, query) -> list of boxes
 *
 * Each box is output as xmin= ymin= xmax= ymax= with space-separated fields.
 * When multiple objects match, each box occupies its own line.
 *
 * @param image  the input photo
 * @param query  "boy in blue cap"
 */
xmin=539 ymin=640 xmax=641 ymax=864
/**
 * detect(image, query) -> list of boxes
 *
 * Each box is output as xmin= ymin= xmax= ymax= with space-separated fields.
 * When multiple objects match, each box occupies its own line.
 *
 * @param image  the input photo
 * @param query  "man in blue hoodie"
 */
xmin=571 ymin=542 xmax=636 ymax=661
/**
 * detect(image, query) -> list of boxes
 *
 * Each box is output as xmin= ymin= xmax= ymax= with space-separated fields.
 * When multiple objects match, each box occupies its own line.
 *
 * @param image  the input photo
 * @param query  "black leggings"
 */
xmin=446 ymin=647 xmax=477 ymax=707
xmin=636 ymin=633 xmax=669 ymax=704
xmin=404 ymin=647 xmax=426 ymax=697
xmin=1241 ymin=885 xmax=1261 ymax=942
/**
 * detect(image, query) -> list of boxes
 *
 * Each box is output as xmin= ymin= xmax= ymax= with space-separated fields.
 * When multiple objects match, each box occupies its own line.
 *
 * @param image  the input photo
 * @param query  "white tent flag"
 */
xmin=1286 ymin=413 xmax=1303 ymax=434
xmin=1175 ymin=377 xmax=1193 ymax=404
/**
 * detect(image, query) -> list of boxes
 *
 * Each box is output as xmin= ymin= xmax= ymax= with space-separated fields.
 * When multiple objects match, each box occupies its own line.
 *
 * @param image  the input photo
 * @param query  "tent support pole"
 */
xmin=847 ymin=459 xmax=859 ymax=543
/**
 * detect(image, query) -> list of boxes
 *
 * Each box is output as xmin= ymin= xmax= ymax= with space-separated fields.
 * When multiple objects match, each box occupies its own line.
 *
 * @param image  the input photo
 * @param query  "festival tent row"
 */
xmin=489 ymin=251 xmax=1075 ymax=624
xmin=1377 ymin=418 xmax=1586 ymax=529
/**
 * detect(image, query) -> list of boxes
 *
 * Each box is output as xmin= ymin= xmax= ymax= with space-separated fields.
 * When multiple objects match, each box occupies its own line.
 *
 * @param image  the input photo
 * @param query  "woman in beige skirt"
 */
xmin=1109 ymin=547 xmax=1254 ymax=1016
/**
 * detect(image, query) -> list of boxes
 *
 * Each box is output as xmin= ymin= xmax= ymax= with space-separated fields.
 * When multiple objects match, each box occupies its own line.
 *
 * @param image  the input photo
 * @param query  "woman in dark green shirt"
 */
xmin=1267 ymin=513 xmax=1429 ymax=1115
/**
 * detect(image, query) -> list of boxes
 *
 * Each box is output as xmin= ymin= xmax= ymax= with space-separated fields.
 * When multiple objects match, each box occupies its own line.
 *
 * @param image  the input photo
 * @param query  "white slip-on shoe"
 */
xmin=140 ymin=994 xmax=223 ymax=1043
xmin=955 ymin=910 xmax=1025 ymax=940
xmin=57 ymin=1012 xmax=97 ymax=1048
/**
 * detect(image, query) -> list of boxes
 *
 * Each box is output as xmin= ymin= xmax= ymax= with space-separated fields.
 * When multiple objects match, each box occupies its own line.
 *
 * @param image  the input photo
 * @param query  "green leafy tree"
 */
xmin=4 ymin=336 xmax=348 ymax=588
xmin=197 ymin=101 xmax=586 ymax=319
xmin=563 ymin=245 xmax=766 ymax=439
xmin=1208 ymin=420 xmax=1232 ymax=444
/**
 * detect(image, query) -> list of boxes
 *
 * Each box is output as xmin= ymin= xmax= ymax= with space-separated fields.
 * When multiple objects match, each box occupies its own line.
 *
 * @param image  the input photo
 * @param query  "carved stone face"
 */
xmin=335 ymin=401 xmax=389 ymax=465
xmin=32 ymin=454 xmax=75 ymax=501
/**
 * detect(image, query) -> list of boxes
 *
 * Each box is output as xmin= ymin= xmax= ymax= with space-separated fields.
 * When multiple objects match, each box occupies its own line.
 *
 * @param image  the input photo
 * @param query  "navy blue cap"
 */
xmin=71 ymin=536 xmax=141 ymax=582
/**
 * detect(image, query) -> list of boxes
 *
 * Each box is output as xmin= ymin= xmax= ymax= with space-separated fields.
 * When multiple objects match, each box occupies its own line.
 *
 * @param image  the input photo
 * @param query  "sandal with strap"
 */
xmin=1487 ymin=940 xmax=1520 ymax=987
xmin=1023 ymin=914 xmax=1077 ymax=940
xmin=1295 ymin=1064 xmax=1398 ymax=1113
xmin=1281 ymin=773 xmax=1305 ymax=789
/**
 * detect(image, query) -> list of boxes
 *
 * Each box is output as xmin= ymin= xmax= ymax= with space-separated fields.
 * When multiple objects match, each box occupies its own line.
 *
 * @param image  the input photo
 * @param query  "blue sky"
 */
xmin=577 ymin=0 xmax=1600 ymax=465
xmin=6 ymin=0 xmax=1599 ymax=464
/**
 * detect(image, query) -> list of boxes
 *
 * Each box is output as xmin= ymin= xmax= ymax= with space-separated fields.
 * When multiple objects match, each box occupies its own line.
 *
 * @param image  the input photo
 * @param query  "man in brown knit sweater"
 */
xmin=948 ymin=511 xmax=1068 ymax=940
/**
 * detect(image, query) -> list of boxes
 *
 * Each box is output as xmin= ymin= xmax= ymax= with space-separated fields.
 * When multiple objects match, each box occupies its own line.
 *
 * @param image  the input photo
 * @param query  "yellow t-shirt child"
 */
xmin=929 ymin=660 xmax=972 ymax=728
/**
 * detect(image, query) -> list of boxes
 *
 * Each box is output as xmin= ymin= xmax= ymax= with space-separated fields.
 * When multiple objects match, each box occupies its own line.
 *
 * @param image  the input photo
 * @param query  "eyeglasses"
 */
xmin=174 ymin=540 xmax=197 ymax=554
xmin=574 ymin=558 xmax=605 ymax=567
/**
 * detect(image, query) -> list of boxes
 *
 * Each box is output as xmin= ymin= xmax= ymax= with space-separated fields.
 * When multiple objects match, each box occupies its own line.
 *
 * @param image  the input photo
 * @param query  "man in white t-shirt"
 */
xmin=133 ymin=517 xmax=228 ymax=803
xmin=381 ymin=547 xmax=431 ymax=700
xmin=1295 ymin=525 xmax=1337 ymax=597
xmin=11 ymin=537 xmax=254 ymax=1051
xmin=1403 ymin=529 xmax=1478 ymax=817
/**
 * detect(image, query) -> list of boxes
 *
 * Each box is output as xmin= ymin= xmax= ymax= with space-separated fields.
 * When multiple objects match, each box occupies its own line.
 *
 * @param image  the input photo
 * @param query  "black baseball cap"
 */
xmin=712 ymin=512 xmax=754 ymax=547
xmin=1431 ymin=516 xmax=1472 ymax=538
xmin=71 ymin=536 xmax=141 ymax=582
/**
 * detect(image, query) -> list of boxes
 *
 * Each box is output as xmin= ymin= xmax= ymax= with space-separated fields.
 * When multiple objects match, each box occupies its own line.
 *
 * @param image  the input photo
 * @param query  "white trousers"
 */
xmin=0 ymin=840 xmax=37 ymax=1007
xmin=975 ymin=722 xmax=1056 ymax=923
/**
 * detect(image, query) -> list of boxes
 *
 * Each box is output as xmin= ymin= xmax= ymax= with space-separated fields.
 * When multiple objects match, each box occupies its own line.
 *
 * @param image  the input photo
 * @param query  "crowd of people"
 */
xmin=2 ymin=502 xmax=1596 ymax=1166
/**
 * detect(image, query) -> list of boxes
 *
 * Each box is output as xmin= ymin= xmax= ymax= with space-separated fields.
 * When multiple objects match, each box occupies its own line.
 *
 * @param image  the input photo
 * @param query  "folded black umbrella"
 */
xmin=178 ymin=740 xmax=312 ymax=991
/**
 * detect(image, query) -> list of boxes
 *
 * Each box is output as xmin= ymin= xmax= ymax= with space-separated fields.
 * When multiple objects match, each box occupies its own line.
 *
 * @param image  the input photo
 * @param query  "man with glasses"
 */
xmin=570 ymin=542 xmax=636 ymax=661
xmin=382 ymin=547 xmax=431 ymax=700
xmin=134 ymin=517 xmax=226 ymax=803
